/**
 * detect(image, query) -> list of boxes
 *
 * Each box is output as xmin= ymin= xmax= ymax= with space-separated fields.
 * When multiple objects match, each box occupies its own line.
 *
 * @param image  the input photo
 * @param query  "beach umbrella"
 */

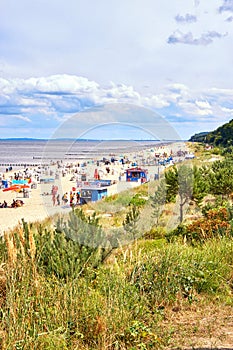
xmin=20 ymin=185 xmax=30 ymax=189
xmin=94 ymin=169 xmax=98 ymax=179
xmin=2 ymin=185 xmax=21 ymax=192
xmin=2 ymin=184 xmax=30 ymax=192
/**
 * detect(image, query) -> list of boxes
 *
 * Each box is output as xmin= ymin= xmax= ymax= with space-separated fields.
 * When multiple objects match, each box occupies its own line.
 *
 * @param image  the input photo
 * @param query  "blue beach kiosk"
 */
xmin=126 ymin=167 xmax=148 ymax=183
xmin=80 ymin=186 xmax=108 ymax=203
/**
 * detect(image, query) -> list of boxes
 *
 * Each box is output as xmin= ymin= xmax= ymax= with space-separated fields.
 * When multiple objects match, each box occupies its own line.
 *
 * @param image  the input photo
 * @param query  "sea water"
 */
xmin=0 ymin=139 xmax=162 ymax=172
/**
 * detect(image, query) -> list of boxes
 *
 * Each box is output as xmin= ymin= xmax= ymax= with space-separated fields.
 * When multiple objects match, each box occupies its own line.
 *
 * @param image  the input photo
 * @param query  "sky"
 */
xmin=0 ymin=0 xmax=233 ymax=140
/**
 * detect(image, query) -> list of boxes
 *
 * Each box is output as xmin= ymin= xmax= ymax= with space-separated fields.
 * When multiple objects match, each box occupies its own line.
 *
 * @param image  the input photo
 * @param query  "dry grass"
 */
xmin=161 ymin=300 xmax=233 ymax=349
xmin=0 ymin=222 xmax=233 ymax=349
xmin=1 ymin=169 xmax=233 ymax=349
xmin=0 ymin=263 xmax=6 ymax=308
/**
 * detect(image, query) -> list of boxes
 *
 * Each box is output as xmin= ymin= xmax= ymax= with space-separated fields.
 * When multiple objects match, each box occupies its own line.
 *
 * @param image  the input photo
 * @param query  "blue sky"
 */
xmin=0 ymin=0 xmax=233 ymax=140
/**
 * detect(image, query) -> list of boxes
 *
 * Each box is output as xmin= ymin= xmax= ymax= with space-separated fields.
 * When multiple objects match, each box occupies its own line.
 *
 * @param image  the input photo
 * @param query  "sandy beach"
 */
xmin=0 ymin=142 xmax=187 ymax=235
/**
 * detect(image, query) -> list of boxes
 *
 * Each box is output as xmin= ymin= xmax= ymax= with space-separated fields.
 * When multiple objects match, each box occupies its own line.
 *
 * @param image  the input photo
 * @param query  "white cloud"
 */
xmin=0 ymin=0 xmax=232 ymax=92
xmin=167 ymin=83 xmax=189 ymax=92
xmin=1 ymin=0 xmax=233 ymax=140
xmin=142 ymin=95 xmax=170 ymax=109
xmin=220 ymin=106 xmax=233 ymax=114
xmin=14 ymin=115 xmax=31 ymax=123
xmin=0 ymin=75 xmax=172 ymax=114
xmin=219 ymin=0 xmax=233 ymax=13
xmin=175 ymin=13 xmax=197 ymax=24
xmin=167 ymin=30 xmax=228 ymax=45
xmin=226 ymin=15 xmax=233 ymax=21
xmin=1 ymin=73 xmax=233 ymax=140
xmin=195 ymin=100 xmax=211 ymax=109
xmin=18 ymin=75 xmax=100 ymax=94
xmin=207 ymin=87 xmax=233 ymax=97
xmin=178 ymin=101 xmax=213 ymax=116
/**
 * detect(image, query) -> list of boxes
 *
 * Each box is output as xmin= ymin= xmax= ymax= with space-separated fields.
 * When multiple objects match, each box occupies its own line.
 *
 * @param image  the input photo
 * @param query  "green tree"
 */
xmin=151 ymin=179 xmax=166 ymax=224
xmin=192 ymin=165 xmax=210 ymax=204
xmin=178 ymin=165 xmax=193 ymax=223
xmin=164 ymin=165 xmax=193 ymax=223
xmin=165 ymin=166 xmax=178 ymax=202
xmin=209 ymin=159 xmax=233 ymax=198
xmin=123 ymin=205 xmax=140 ymax=240
xmin=36 ymin=208 xmax=113 ymax=279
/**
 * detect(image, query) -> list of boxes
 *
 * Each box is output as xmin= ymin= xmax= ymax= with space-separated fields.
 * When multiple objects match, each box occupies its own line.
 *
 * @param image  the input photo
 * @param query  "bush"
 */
xmin=36 ymin=208 xmax=114 ymax=279
xmin=165 ymin=224 xmax=187 ymax=243
xmin=129 ymin=241 xmax=233 ymax=305
xmin=129 ymin=194 xmax=147 ymax=207
xmin=144 ymin=226 xmax=166 ymax=240
xmin=186 ymin=207 xmax=232 ymax=244
xmin=104 ymin=193 xmax=118 ymax=202
xmin=167 ymin=206 xmax=233 ymax=245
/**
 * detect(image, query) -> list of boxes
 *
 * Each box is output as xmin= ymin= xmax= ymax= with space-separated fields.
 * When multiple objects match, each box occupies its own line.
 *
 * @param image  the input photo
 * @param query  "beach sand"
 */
xmin=0 ymin=142 xmax=187 ymax=235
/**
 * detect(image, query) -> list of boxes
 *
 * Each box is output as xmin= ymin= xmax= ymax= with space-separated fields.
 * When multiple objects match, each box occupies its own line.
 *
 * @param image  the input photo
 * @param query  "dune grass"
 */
xmin=0 ymin=210 xmax=233 ymax=349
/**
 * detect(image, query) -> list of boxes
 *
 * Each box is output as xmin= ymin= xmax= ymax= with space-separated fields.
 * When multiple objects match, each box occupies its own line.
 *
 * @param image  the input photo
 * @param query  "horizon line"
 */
xmin=0 ymin=137 xmax=187 ymax=142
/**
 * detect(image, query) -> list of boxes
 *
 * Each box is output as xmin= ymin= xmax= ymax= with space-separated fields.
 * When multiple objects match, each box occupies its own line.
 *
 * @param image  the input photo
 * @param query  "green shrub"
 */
xmin=165 ymin=224 xmax=187 ymax=243
xmin=118 ymin=320 xmax=162 ymax=349
xmin=129 ymin=241 xmax=233 ymax=305
xmin=144 ymin=226 xmax=166 ymax=240
xmin=167 ymin=206 xmax=233 ymax=245
xmin=35 ymin=208 xmax=114 ymax=279
xmin=129 ymin=194 xmax=147 ymax=207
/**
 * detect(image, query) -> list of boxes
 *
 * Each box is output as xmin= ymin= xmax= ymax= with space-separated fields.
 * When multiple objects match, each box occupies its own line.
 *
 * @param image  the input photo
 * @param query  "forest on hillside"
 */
xmin=190 ymin=118 xmax=233 ymax=148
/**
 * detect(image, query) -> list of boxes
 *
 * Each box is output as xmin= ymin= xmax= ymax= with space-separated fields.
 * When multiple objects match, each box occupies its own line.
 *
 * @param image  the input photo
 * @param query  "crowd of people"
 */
xmin=51 ymin=185 xmax=81 ymax=207
xmin=11 ymin=199 xmax=24 ymax=208
xmin=0 ymin=199 xmax=24 ymax=208
xmin=60 ymin=191 xmax=81 ymax=207
xmin=0 ymin=201 xmax=7 ymax=208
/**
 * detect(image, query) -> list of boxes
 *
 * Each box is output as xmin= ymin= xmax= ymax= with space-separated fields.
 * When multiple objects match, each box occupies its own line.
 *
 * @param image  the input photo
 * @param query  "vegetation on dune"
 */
xmin=189 ymin=131 xmax=209 ymax=143
xmin=1 ymin=213 xmax=233 ymax=349
xmin=206 ymin=119 xmax=233 ymax=147
xmin=189 ymin=117 xmax=233 ymax=149
xmin=1 ymin=143 xmax=233 ymax=348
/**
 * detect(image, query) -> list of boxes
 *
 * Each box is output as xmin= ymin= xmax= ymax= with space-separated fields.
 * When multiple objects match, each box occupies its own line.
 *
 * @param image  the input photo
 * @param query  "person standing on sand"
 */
xmin=56 ymin=194 xmax=60 ymax=206
xmin=51 ymin=185 xmax=57 ymax=206
xmin=70 ymin=192 xmax=74 ymax=207
xmin=62 ymin=192 xmax=68 ymax=205
xmin=76 ymin=192 xmax=80 ymax=205
xmin=52 ymin=193 xmax=56 ymax=206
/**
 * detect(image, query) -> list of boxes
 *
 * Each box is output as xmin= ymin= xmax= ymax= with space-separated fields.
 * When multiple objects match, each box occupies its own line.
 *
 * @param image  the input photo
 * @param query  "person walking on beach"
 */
xmin=62 ymin=192 xmax=68 ymax=205
xmin=57 ymin=194 xmax=60 ymax=206
xmin=70 ymin=191 xmax=74 ymax=207
xmin=52 ymin=193 xmax=56 ymax=206
xmin=51 ymin=185 xmax=58 ymax=206
xmin=76 ymin=192 xmax=80 ymax=205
